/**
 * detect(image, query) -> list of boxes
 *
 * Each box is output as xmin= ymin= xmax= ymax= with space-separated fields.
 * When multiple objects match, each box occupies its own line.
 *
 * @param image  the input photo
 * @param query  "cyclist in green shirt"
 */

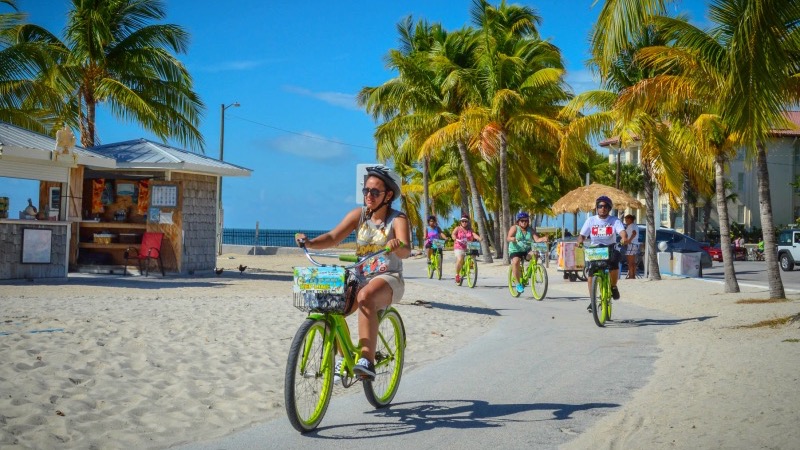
xmin=507 ymin=212 xmax=548 ymax=293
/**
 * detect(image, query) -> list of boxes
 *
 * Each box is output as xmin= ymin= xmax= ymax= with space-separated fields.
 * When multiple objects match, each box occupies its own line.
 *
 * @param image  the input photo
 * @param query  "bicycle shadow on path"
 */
xmin=308 ymin=399 xmax=620 ymax=439
xmin=401 ymin=300 xmax=503 ymax=317
xmin=604 ymin=315 xmax=716 ymax=328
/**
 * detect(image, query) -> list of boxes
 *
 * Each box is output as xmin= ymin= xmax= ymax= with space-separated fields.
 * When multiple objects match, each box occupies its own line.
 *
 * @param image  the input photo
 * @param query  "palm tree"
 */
xmin=0 ymin=0 xmax=64 ymax=133
xmin=469 ymin=0 xmax=568 ymax=263
xmin=9 ymin=0 xmax=204 ymax=150
xmin=593 ymin=0 xmax=800 ymax=298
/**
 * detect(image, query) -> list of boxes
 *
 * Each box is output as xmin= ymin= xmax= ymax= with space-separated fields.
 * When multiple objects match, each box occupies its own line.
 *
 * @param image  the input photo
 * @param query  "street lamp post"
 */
xmin=218 ymin=102 xmax=240 ymax=255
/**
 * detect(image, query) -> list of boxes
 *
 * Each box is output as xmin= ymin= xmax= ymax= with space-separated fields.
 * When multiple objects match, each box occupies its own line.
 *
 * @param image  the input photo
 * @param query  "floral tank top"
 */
xmin=356 ymin=208 xmax=403 ymax=278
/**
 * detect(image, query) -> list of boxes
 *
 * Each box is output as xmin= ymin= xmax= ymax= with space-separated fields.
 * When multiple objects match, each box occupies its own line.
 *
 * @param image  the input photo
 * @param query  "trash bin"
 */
xmin=674 ymin=251 xmax=701 ymax=277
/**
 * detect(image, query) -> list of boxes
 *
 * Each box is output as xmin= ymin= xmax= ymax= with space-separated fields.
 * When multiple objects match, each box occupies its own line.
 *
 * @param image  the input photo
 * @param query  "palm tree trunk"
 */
xmin=422 ymin=156 xmax=430 ymax=221
xmin=642 ymin=163 xmax=661 ymax=280
xmin=715 ymin=154 xmax=740 ymax=293
xmin=457 ymin=140 xmax=493 ymax=263
xmin=499 ymin=141 xmax=511 ymax=265
xmin=82 ymin=95 xmax=96 ymax=148
xmin=682 ymin=178 xmax=691 ymax=236
xmin=457 ymin=171 xmax=470 ymax=217
xmin=756 ymin=143 xmax=784 ymax=298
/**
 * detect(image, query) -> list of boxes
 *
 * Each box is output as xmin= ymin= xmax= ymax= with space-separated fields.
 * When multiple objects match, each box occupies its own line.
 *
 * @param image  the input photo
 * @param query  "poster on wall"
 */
xmin=151 ymin=184 xmax=178 ymax=207
xmin=22 ymin=228 xmax=52 ymax=264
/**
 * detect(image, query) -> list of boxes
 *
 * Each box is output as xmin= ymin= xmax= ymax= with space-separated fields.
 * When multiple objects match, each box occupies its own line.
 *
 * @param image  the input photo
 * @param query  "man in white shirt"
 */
xmin=577 ymin=195 xmax=628 ymax=312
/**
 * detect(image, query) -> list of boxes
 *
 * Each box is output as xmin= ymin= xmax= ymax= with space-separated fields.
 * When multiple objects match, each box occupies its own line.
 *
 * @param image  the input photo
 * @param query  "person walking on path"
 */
xmin=623 ymin=214 xmax=639 ymax=279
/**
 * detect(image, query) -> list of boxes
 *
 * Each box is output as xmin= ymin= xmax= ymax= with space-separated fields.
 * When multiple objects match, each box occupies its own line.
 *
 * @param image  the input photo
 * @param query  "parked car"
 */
xmin=636 ymin=225 xmax=713 ymax=269
xmin=776 ymin=228 xmax=800 ymax=271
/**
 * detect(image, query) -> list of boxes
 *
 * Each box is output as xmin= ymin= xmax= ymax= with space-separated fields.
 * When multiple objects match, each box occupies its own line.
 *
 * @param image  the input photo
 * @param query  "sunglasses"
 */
xmin=597 ymin=203 xmax=610 ymax=209
xmin=362 ymin=187 xmax=386 ymax=197
xmin=460 ymin=219 xmax=469 ymax=223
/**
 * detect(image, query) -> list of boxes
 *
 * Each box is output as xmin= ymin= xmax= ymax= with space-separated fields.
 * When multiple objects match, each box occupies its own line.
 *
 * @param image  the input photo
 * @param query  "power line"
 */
xmin=229 ymin=114 xmax=377 ymax=151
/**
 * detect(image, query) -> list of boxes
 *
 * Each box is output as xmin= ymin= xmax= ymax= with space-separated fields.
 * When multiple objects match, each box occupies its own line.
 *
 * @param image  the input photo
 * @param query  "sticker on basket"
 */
xmin=360 ymin=255 xmax=389 ymax=276
xmin=432 ymin=239 xmax=446 ymax=250
xmin=584 ymin=247 xmax=610 ymax=261
xmin=468 ymin=241 xmax=481 ymax=250
xmin=293 ymin=266 xmax=346 ymax=293
xmin=531 ymin=243 xmax=547 ymax=252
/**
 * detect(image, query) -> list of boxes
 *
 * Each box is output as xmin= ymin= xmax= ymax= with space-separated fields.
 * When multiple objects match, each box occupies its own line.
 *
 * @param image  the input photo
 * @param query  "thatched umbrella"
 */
xmin=552 ymin=182 xmax=643 ymax=214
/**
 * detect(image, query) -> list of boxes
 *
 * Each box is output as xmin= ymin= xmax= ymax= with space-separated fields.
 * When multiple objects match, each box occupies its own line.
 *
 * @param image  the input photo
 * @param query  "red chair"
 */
xmin=124 ymin=232 xmax=165 ymax=276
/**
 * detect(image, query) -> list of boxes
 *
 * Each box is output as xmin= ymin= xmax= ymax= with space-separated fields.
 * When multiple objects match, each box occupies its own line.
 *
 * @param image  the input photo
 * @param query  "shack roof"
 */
xmin=0 ymin=122 xmax=116 ymax=168
xmin=89 ymin=139 xmax=252 ymax=177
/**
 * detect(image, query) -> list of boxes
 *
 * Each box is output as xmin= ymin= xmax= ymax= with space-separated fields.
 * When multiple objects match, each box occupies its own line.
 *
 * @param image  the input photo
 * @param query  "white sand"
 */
xmin=1 ymin=253 xmax=799 ymax=449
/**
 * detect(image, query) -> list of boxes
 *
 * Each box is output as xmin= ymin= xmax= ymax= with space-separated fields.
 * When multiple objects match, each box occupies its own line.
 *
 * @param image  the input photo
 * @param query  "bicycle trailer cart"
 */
xmin=557 ymin=241 xmax=586 ymax=282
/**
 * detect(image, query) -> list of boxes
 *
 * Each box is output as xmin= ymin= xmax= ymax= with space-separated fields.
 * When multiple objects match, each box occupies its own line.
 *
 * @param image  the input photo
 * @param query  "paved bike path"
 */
xmin=177 ymin=259 xmax=677 ymax=450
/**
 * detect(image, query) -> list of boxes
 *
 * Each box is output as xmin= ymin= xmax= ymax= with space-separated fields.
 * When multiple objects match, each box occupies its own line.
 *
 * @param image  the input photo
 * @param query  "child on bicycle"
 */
xmin=577 ymin=195 xmax=628 ymax=312
xmin=507 ymin=212 xmax=548 ymax=293
xmin=294 ymin=165 xmax=409 ymax=380
xmin=424 ymin=215 xmax=448 ymax=264
xmin=452 ymin=213 xmax=481 ymax=284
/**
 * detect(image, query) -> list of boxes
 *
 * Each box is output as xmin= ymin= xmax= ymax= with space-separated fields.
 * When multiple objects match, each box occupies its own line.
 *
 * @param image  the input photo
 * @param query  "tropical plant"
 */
xmin=5 ymin=0 xmax=204 ymax=150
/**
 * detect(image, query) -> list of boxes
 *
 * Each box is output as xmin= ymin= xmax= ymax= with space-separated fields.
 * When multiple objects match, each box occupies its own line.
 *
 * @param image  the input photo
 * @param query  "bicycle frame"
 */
xmin=584 ymin=246 xmax=614 ymax=327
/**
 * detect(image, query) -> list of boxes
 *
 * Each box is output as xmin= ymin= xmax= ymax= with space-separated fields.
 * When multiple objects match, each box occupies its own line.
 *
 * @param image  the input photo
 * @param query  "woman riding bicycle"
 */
xmin=576 ymin=195 xmax=628 ymax=312
xmin=424 ymin=215 xmax=448 ymax=264
xmin=294 ymin=165 xmax=409 ymax=380
xmin=452 ymin=213 xmax=481 ymax=284
xmin=507 ymin=212 xmax=548 ymax=293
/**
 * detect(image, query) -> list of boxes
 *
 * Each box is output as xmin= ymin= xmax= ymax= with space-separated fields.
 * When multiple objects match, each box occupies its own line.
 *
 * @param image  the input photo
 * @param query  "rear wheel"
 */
xmin=285 ymin=319 xmax=333 ymax=432
xmin=590 ymin=275 xmax=609 ymax=327
xmin=507 ymin=265 xmax=522 ymax=297
xmin=530 ymin=263 xmax=548 ymax=300
xmin=467 ymin=257 xmax=478 ymax=288
xmin=363 ymin=309 xmax=405 ymax=408
xmin=780 ymin=253 xmax=794 ymax=272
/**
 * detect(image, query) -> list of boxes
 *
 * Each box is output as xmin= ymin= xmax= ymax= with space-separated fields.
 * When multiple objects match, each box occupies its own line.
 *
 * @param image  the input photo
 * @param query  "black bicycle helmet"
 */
xmin=596 ymin=195 xmax=613 ymax=209
xmin=365 ymin=165 xmax=401 ymax=203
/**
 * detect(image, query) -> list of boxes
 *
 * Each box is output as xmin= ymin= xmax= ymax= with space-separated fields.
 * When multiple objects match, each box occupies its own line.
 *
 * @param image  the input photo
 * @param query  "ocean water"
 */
xmin=222 ymin=228 xmax=356 ymax=247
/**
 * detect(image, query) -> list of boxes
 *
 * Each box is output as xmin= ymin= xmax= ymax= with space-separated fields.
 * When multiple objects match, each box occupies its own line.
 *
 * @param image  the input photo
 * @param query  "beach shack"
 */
xmin=83 ymin=139 xmax=252 ymax=275
xmin=0 ymin=122 xmax=116 ymax=280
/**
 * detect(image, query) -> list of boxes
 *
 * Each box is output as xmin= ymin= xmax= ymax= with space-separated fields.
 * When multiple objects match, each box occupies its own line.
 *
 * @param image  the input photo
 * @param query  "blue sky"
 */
xmin=5 ymin=0 xmax=708 ymax=230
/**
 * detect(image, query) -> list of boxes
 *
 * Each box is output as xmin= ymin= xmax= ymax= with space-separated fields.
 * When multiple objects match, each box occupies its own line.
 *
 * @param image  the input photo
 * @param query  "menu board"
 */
xmin=150 ymin=184 xmax=178 ymax=207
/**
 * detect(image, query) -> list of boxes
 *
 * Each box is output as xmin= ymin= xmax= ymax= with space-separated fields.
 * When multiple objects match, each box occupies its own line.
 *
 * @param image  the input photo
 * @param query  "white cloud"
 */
xmin=565 ymin=68 xmax=601 ymax=95
xmin=199 ymin=60 xmax=266 ymax=73
xmin=269 ymin=132 xmax=351 ymax=160
xmin=283 ymin=85 xmax=360 ymax=110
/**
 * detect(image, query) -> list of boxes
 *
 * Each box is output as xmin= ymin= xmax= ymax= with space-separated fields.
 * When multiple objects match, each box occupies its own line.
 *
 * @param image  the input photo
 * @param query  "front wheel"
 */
xmin=467 ymin=257 xmax=478 ymax=288
xmin=436 ymin=252 xmax=443 ymax=280
xmin=285 ymin=318 xmax=333 ymax=432
xmin=363 ymin=309 xmax=406 ymax=408
xmin=590 ymin=275 xmax=609 ymax=327
xmin=427 ymin=254 xmax=435 ymax=279
xmin=508 ymin=265 xmax=522 ymax=297
xmin=530 ymin=263 xmax=548 ymax=301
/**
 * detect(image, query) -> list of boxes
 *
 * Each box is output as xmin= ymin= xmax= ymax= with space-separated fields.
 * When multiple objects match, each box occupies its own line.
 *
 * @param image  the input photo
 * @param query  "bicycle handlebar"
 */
xmin=297 ymin=239 xmax=403 ymax=270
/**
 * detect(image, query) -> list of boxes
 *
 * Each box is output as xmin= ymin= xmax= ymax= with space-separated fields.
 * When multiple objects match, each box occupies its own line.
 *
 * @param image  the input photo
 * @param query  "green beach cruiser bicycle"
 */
xmin=427 ymin=238 xmax=445 ymax=280
xmin=456 ymin=240 xmax=480 ymax=288
xmin=507 ymin=242 xmax=549 ymax=300
xmin=584 ymin=245 xmax=614 ymax=327
xmin=284 ymin=244 xmax=406 ymax=433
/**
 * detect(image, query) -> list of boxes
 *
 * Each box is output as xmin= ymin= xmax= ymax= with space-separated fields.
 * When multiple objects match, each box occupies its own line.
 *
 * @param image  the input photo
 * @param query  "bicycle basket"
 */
xmin=292 ymin=266 xmax=356 ymax=313
xmin=467 ymin=241 xmax=481 ymax=255
xmin=584 ymin=246 xmax=610 ymax=262
xmin=584 ymin=246 xmax=610 ymax=273
xmin=431 ymin=238 xmax=446 ymax=250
